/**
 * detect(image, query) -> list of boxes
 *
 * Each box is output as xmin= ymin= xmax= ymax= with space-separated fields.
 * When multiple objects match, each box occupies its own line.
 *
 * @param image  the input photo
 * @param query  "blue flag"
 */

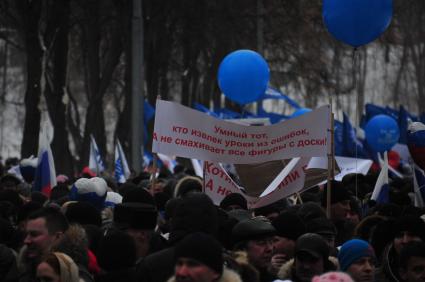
xmin=342 ymin=113 xmax=369 ymax=158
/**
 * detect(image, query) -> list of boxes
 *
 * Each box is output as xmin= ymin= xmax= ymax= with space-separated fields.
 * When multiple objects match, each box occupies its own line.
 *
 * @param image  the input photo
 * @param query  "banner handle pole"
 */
xmin=327 ymin=102 xmax=335 ymax=219
xmin=150 ymin=95 xmax=162 ymax=191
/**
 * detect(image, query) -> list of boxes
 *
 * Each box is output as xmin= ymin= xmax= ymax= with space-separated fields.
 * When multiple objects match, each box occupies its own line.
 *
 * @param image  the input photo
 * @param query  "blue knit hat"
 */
xmin=338 ymin=239 xmax=375 ymax=271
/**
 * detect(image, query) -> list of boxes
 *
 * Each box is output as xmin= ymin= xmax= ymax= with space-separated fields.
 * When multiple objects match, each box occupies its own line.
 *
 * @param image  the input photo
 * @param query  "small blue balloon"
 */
xmin=218 ymin=50 xmax=270 ymax=105
xmin=291 ymin=108 xmax=311 ymax=118
xmin=365 ymin=114 xmax=399 ymax=153
xmin=323 ymin=0 xmax=393 ymax=47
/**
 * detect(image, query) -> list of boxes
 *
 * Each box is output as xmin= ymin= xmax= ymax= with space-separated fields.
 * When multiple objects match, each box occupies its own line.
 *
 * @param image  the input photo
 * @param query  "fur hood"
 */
xmin=277 ymin=256 xmax=339 ymax=281
xmin=167 ymin=268 xmax=242 ymax=282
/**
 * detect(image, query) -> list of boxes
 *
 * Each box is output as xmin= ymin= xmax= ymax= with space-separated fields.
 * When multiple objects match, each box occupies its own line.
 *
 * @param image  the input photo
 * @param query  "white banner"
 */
xmin=153 ymin=100 xmax=330 ymax=164
xmin=203 ymin=158 xmax=310 ymax=209
xmin=307 ymin=156 xmax=373 ymax=182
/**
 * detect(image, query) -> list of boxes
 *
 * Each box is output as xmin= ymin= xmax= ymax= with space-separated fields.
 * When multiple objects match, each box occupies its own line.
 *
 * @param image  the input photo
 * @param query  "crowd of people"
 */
xmin=0 ymin=156 xmax=424 ymax=282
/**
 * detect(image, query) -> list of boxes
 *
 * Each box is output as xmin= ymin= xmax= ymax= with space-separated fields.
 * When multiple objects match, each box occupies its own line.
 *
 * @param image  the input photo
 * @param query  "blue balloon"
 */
xmin=365 ymin=114 xmax=399 ymax=153
xmin=323 ymin=0 xmax=392 ymax=47
xmin=291 ymin=108 xmax=311 ymax=118
xmin=218 ymin=50 xmax=270 ymax=105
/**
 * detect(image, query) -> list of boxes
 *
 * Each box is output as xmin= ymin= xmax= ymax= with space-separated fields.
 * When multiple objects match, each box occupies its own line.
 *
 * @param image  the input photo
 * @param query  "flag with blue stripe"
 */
xmin=33 ymin=124 xmax=57 ymax=197
xmin=89 ymin=135 xmax=105 ymax=175
xmin=115 ymin=140 xmax=131 ymax=184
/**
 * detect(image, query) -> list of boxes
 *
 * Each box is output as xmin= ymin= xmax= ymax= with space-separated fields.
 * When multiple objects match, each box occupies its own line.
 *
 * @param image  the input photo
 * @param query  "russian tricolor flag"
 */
xmin=371 ymin=151 xmax=390 ymax=204
xmin=33 ymin=124 xmax=57 ymax=197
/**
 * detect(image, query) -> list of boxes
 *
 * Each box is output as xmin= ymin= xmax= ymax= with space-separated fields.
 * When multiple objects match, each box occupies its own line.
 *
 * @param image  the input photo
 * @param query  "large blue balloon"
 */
xmin=365 ymin=114 xmax=399 ymax=153
xmin=218 ymin=50 xmax=270 ymax=105
xmin=323 ymin=0 xmax=392 ymax=47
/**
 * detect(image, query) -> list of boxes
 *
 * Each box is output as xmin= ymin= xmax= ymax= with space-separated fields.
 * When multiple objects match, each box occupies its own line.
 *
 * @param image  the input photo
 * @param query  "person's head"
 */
xmin=306 ymin=217 xmax=337 ymax=248
xmin=173 ymin=176 xmax=203 ymax=198
xmin=322 ymin=181 xmax=352 ymax=222
xmin=113 ymin=202 xmax=158 ymax=258
xmin=399 ymin=241 xmax=425 ymax=282
xmin=24 ymin=207 xmax=69 ymax=262
xmin=272 ymin=211 xmax=305 ymax=259
xmin=393 ymin=216 xmax=425 ymax=255
xmin=338 ymin=239 xmax=376 ymax=282
xmin=170 ymin=193 xmax=219 ymax=241
xmin=174 ymin=232 xmax=223 ymax=282
xmin=97 ymin=229 xmax=137 ymax=272
xmin=294 ymin=233 xmax=333 ymax=282
xmin=312 ymin=272 xmax=354 ymax=282
xmin=36 ymin=252 xmax=79 ymax=282
xmin=220 ymin=193 xmax=247 ymax=211
xmin=232 ymin=216 xmax=276 ymax=270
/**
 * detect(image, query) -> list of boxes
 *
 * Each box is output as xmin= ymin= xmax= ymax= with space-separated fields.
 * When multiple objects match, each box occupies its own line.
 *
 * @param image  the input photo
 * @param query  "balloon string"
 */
xmin=352 ymin=47 xmax=359 ymax=200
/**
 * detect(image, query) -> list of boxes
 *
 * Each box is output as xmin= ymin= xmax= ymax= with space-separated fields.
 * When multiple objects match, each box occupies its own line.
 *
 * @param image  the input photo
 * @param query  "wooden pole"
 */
xmin=327 ymin=102 xmax=335 ymax=218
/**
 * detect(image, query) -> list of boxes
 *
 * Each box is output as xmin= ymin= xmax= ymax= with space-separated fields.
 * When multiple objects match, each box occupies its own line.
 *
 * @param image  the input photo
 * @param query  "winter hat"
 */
xmin=306 ymin=217 xmax=337 ymax=238
xmin=170 ymin=193 xmax=218 ymax=239
xmin=338 ymin=239 xmax=375 ymax=271
xmin=174 ymin=232 xmax=223 ymax=275
xmin=321 ymin=180 xmax=352 ymax=206
xmin=232 ymin=216 xmax=276 ymax=243
xmin=220 ymin=193 xmax=248 ymax=211
xmin=81 ymin=166 xmax=96 ymax=178
xmin=173 ymin=176 xmax=203 ymax=197
xmin=394 ymin=215 xmax=425 ymax=241
xmin=295 ymin=233 xmax=330 ymax=260
xmin=121 ymin=186 xmax=155 ymax=205
xmin=312 ymin=272 xmax=354 ymax=282
xmin=19 ymin=156 xmax=38 ymax=183
xmin=104 ymin=191 xmax=122 ymax=208
xmin=97 ymin=229 xmax=137 ymax=271
xmin=64 ymin=201 xmax=102 ymax=227
xmin=56 ymin=174 xmax=69 ymax=184
xmin=272 ymin=211 xmax=305 ymax=241
xmin=113 ymin=202 xmax=158 ymax=230
xmin=69 ymin=177 xmax=107 ymax=210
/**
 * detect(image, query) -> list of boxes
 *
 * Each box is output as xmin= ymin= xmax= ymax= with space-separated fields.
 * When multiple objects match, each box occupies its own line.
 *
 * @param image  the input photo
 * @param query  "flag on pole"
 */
xmin=89 ymin=135 xmax=105 ymax=175
xmin=115 ymin=140 xmax=131 ymax=184
xmin=33 ymin=124 xmax=57 ymax=197
xmin=371 ymin=151 xmax=390 ymax=204
xmin=157 ymin=153 xmax=177 ymax=173
xmin=413 ymin=165 xmax=425 ymax=208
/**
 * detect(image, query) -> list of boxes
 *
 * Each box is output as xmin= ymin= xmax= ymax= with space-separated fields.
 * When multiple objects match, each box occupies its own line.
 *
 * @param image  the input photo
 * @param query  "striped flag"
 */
xmin=33 ymin=124 xmax=57 ymax=197
xmin=371 ymin=151 xmax=390 ymax=204
xmin=115 ymin=140 xmax=131 ymax=184
xmin=413 ymin=165 xmax=425 ymax=208
xmin=89 ymin=135 xmax=105 ymax=175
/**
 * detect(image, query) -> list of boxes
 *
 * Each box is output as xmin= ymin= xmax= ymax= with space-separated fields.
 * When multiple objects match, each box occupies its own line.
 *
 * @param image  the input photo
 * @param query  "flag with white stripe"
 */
xmin=89 ymin=135 xmax=105 ymax=175
xmin=115 ymin=140 xmax=131 ymax=184
xmin=371 ymin=151 xmax=390 ymax=204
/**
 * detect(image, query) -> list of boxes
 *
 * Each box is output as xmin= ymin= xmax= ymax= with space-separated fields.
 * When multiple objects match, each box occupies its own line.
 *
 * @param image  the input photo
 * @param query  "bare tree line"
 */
xmin=0 ymin=0 xmax=424 ymax=175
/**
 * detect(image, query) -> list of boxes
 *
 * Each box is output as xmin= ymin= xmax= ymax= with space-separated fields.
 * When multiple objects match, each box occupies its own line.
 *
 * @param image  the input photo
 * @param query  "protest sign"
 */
xmin=153 ymin=100 xmax=330 ymax=164
xmin=203 ymin=157 xmax=310 ymax=209
xmin=307 ymin=156 xmax=372 ymax=182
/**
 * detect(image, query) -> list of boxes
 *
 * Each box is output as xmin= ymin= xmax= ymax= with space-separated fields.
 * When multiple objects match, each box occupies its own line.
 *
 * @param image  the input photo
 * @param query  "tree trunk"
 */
xmin=43 ymin=0 xmax=74 ymax=176
xmin=20 ymin=0 xmax=43 ymax=159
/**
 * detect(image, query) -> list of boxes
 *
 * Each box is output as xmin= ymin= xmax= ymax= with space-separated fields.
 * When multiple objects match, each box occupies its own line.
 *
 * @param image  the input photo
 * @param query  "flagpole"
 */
xmin=327 ymin=101 xmax=335 ymax=218
xmin=150 ymin=95 xmax=162 ymax=192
